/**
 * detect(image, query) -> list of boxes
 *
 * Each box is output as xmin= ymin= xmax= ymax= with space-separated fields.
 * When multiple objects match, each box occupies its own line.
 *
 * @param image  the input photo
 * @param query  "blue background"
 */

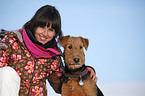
xmin=0 ymin=0 xmax=145 ymax=96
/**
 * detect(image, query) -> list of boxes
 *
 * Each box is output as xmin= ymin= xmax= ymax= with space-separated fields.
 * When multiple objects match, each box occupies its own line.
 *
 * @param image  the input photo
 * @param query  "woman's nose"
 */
xmin=43 ymin=29 xmax=48 ymax=36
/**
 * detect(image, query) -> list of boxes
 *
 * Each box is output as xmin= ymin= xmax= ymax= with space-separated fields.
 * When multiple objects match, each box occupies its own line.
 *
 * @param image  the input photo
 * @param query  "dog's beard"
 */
xmin=65 ymin=64 xmax=84 ymax=72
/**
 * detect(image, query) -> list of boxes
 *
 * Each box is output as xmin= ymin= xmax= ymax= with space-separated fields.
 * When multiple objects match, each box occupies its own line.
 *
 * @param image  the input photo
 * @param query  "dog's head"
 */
xmin=58 ymin=35 xmax=89 ymax=71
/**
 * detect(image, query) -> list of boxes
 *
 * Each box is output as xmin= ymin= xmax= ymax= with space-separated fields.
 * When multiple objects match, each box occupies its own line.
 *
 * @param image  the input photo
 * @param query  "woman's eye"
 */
xmin=80 ymin=46 xmax=83 ymax=49
xmin=49 ymin=28 xmax=54 ymax=31
xmin=68 ymin=45 xmax=72 ymax=49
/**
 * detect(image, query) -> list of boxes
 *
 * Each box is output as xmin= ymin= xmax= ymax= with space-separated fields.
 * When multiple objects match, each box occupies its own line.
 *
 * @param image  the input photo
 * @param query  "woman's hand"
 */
xmin=88 ymin=67 xmax=97 ymax=83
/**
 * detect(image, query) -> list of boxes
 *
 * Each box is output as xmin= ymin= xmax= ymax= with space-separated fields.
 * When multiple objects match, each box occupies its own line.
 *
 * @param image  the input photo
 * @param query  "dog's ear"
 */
xmin=58 ymin=35 xmax=70 ymax=47
xmin=79 ymin=37 xmax=89 ymax=50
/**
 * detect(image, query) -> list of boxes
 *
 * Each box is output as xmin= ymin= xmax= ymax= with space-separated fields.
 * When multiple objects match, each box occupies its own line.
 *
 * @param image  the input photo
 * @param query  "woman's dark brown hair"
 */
xmin=24 ymin=5 xmax=62 ymax=38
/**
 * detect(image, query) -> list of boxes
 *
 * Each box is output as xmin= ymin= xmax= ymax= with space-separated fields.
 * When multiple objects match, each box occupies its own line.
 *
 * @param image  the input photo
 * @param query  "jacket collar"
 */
xmin=22 ymin=28 xmax=60 ymax=58
xmin=25 ymin=26 xmax=55 ymax=49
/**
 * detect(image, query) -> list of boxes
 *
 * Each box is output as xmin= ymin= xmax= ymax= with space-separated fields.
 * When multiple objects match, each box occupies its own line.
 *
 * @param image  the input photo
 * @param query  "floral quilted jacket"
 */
xmin=0 ymin=29 xmax=63 ymax=96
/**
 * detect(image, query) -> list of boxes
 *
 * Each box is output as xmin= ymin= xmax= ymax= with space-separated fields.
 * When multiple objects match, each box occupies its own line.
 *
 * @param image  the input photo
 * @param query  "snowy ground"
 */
xmin=47 ymin=81 xmax=145 ymax=96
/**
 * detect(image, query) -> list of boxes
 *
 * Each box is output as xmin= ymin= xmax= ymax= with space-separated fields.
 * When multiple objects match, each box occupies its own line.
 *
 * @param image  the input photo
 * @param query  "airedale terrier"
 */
xmin=58 ymin=35 xmax=98 ymax=96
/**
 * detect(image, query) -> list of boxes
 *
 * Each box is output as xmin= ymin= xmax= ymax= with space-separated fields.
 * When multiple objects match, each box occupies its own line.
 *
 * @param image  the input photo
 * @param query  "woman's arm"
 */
xmin=47 ymin=55 xmax=64 ymax=94
xmin=0 ymin=30 xmax=10 ymax=67
xmin=47 ymin=72 xmax=63 ymax=94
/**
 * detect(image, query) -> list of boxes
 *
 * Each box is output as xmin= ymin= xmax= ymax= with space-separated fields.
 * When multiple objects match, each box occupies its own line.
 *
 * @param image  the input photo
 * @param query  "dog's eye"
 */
xmin=80 ymin=46 xmax=83 ymax=49
xmin=68 ymin=45 xmax=72 ymax=49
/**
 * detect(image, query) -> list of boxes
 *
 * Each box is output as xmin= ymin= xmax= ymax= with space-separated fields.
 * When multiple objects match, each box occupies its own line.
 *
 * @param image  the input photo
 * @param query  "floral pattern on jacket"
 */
xmin=0 ymin=29 xmax=63 ymax=96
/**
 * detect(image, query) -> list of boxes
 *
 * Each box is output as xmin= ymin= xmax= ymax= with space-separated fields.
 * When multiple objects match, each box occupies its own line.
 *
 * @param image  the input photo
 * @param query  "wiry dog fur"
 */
xmin=58 ymin=35 xmax=97 ymax=96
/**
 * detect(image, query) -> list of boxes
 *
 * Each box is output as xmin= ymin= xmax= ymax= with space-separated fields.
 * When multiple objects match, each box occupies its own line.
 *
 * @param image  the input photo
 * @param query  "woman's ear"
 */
xmin=58 ymin=35 xmax=70 ymax=47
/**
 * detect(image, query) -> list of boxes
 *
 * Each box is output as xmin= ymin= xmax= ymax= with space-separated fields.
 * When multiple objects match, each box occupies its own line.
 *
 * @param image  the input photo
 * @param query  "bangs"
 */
xmin=32 ymin=11 xmax=60 ymax=30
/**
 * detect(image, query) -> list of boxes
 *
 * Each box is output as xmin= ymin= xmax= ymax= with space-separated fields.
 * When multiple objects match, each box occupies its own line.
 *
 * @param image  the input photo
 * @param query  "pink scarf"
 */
xmin=22 ymin=28 xmax=60 ymax=58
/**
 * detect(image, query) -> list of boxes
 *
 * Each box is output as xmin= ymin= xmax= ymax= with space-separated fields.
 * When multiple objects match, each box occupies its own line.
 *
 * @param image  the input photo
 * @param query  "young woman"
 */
xmin=0 ymin=5 xmax=101 ymax=96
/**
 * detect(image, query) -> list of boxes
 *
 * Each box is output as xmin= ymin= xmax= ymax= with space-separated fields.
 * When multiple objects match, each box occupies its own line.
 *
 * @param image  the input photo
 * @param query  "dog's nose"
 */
xmin=73 ymin=58 xmax=80 ymax=63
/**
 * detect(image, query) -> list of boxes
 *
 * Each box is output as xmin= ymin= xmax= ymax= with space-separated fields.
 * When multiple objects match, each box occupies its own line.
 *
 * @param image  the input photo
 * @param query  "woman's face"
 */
xmin=35 ymin=24 xmax=55 ymax=44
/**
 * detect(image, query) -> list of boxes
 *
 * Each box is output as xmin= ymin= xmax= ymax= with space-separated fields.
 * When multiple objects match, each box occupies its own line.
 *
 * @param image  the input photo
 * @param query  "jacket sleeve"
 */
xmin=47 ymin=55 xmax=64 ymax=94
xmin=47 ymin=72 xmax=63 ymax=94
xmin=85 ymin=65 xmax=104 ymax=96
xmin=97 ymin=86 xmax=104 ymax=96
xmin=85 ymin=65 xmax=96 ymax=74
xmin=0 ymin=30 xmax=11 ymax=67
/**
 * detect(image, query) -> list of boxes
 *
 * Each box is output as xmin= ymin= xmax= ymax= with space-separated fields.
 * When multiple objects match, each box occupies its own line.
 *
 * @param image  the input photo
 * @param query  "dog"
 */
xmin=58 ymin=35 xmax=97 ymax=96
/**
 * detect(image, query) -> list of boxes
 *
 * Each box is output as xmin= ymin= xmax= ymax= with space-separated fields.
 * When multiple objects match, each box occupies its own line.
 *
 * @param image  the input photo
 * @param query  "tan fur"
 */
xmin=58 ymin=35 xmax=97 ymax=96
